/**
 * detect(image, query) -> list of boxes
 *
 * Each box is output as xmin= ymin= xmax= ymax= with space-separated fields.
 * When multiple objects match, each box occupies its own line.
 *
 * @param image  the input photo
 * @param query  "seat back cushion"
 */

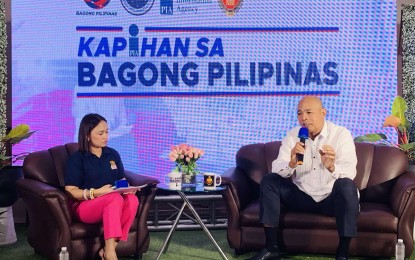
xmin=23 ymin=143 xmax=79 ymax=187
xmin=236 ymin=143 xmax=268 ymax=184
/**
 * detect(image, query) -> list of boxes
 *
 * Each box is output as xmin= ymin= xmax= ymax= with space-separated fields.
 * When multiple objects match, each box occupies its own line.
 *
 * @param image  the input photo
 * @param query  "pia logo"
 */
xmin=84 ymin=0 xmax=111 ymax=9
xmin=121 ymin=0 xmax=155 ymax=16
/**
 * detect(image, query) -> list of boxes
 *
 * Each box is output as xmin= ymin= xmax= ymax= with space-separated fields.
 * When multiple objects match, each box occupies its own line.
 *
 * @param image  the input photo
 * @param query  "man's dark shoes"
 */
xmin=246 ymin=248 xmax=281 ymax=260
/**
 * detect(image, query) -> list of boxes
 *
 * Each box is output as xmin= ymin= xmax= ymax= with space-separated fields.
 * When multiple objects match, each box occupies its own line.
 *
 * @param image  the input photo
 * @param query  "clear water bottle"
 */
xmin=395 ymin=239 xmax=405 ymax=260
xmin=59 ymin=247 xmax=69 ymax=260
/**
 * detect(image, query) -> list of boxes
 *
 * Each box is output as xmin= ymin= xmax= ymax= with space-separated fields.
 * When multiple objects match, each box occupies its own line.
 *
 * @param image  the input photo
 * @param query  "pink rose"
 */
xmin=169 ymin=150 xmax=179 ymax=161
xmin=178 ymin=143 xmax=189 ymax=150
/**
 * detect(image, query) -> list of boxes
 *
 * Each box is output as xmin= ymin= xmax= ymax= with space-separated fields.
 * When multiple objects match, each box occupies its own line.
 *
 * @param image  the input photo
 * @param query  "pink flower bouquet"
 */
xmin=168 ymin=144 xmax=204 ymax=175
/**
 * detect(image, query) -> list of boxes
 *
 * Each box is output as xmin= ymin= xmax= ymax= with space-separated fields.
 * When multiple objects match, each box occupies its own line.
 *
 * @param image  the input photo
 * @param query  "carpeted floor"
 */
xmin=0 ymin=224 xmax=413 ymax=259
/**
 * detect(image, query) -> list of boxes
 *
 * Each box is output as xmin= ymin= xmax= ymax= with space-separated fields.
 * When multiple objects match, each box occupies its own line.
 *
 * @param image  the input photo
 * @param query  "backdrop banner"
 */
xmin=12 ymin=0 xmax=397 ymax=180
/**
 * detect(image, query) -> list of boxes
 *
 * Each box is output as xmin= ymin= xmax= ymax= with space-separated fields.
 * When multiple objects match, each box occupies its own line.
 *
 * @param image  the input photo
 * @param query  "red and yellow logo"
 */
xmin=218 ymin=0 xmax=243 ymax=16
xmin=205 ymin=176 xmax=213 ymax=186
xmin=84 ymin=0 xmax=111 ymax=9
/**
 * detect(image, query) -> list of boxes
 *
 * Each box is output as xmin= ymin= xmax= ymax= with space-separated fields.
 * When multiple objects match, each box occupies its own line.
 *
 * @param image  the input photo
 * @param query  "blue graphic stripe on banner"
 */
xmin=77 ymin=91 xmax=340 ymax=98
xmin=145 ymin=27 xmax=339 ymax=33
xmin=76 ymin=26 xmax=123 ymax=32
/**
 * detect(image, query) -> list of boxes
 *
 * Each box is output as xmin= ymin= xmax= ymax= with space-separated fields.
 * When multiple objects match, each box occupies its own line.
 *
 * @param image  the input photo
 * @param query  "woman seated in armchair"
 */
xmin=64 ymin=113 xmax=139 ymax=260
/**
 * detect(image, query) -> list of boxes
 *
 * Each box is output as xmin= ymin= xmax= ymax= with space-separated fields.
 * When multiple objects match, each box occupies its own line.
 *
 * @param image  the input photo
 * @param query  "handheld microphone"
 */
xmin=297 ymin=127 xmax=309 ymax=165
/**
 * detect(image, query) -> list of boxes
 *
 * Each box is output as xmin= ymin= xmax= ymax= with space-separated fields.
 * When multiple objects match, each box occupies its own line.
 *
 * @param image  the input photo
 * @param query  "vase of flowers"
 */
xmin=354 ymin=96 xmax=415 ymax=164
xmin=168 ymin=144 xmax=204 ymax=187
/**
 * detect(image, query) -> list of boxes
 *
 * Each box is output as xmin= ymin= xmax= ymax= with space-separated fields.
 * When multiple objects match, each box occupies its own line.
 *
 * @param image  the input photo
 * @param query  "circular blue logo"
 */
xmin=84 ymin=0 xmax=111 ymax=9
xmin=121 ymin=0 xmax=155 ymax=16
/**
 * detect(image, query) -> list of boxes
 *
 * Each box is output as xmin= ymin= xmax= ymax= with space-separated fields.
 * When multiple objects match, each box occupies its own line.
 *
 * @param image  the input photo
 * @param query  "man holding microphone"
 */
xmin=249 ymin=96 xmax=359 ymax=260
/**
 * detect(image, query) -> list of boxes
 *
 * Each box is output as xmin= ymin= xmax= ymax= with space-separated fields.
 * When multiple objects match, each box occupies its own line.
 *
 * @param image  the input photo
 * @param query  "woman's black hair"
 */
xmin=78 ymin=113 xmax=107 ymax=152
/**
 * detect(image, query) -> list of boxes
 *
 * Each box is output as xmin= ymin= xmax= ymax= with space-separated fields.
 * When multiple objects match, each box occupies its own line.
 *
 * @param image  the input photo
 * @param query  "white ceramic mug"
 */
xmin=203 ymin=172 xmax=222 ymax=190
xmin=165 ymin=171 xmax=182 ymax=190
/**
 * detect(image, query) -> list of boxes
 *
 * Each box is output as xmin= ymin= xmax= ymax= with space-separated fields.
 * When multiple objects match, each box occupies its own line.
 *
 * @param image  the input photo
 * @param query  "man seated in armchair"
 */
xmin=249 ymin=96 xmax=359 ymax=260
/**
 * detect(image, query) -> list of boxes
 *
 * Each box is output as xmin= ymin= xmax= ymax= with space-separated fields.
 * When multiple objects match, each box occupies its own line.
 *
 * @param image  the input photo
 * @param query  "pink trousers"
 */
xmin=71 ymin=193 xmax=139 ymax=241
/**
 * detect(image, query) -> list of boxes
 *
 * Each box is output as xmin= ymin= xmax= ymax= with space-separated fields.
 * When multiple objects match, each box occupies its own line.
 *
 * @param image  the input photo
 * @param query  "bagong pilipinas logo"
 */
xmin=120 ymin=0 xmax=155 ymax=16
xmin=218 ymin=0 xmax=243 ymax=16
xmin=84 ymin=0 xmax=111 ymax=9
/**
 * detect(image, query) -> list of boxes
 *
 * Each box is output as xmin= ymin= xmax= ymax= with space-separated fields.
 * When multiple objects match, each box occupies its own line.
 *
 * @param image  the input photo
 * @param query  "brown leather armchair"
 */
xmin=16 ymin=143 xmax=159 ymax=260
xmin=222 ymin=141 xmax=415 ymax=257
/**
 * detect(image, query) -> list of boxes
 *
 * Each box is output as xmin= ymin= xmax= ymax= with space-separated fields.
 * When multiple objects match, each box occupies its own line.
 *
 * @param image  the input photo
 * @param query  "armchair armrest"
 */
xmin=222 ymin=166 xmax=258 ymax=250
xmin=16 ymin=178 xmax=73 ymax=250
xmin=222 ymin=166 xmax=255 ymax=211
xmin=16 ymin=178 xmax=72 ymax=224
xmin=390 ymin=171 xmax=415 ymax=217
xmin=124 ymin=170 xmax=159 ymax=187
xmin=123 ymin=171 xmax=159 ymax=253
xmin=124 ymin=170 xmax=159 ymax=216
xmin=390 ymin=171 xmax=415 ymax=255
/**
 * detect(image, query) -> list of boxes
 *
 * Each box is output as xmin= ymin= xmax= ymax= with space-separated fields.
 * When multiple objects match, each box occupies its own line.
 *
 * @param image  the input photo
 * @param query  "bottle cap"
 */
xmin=398 ymin=239 xmax=403 ymax=243
xmin=62 ymin=247 xmax=67 ymax=250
